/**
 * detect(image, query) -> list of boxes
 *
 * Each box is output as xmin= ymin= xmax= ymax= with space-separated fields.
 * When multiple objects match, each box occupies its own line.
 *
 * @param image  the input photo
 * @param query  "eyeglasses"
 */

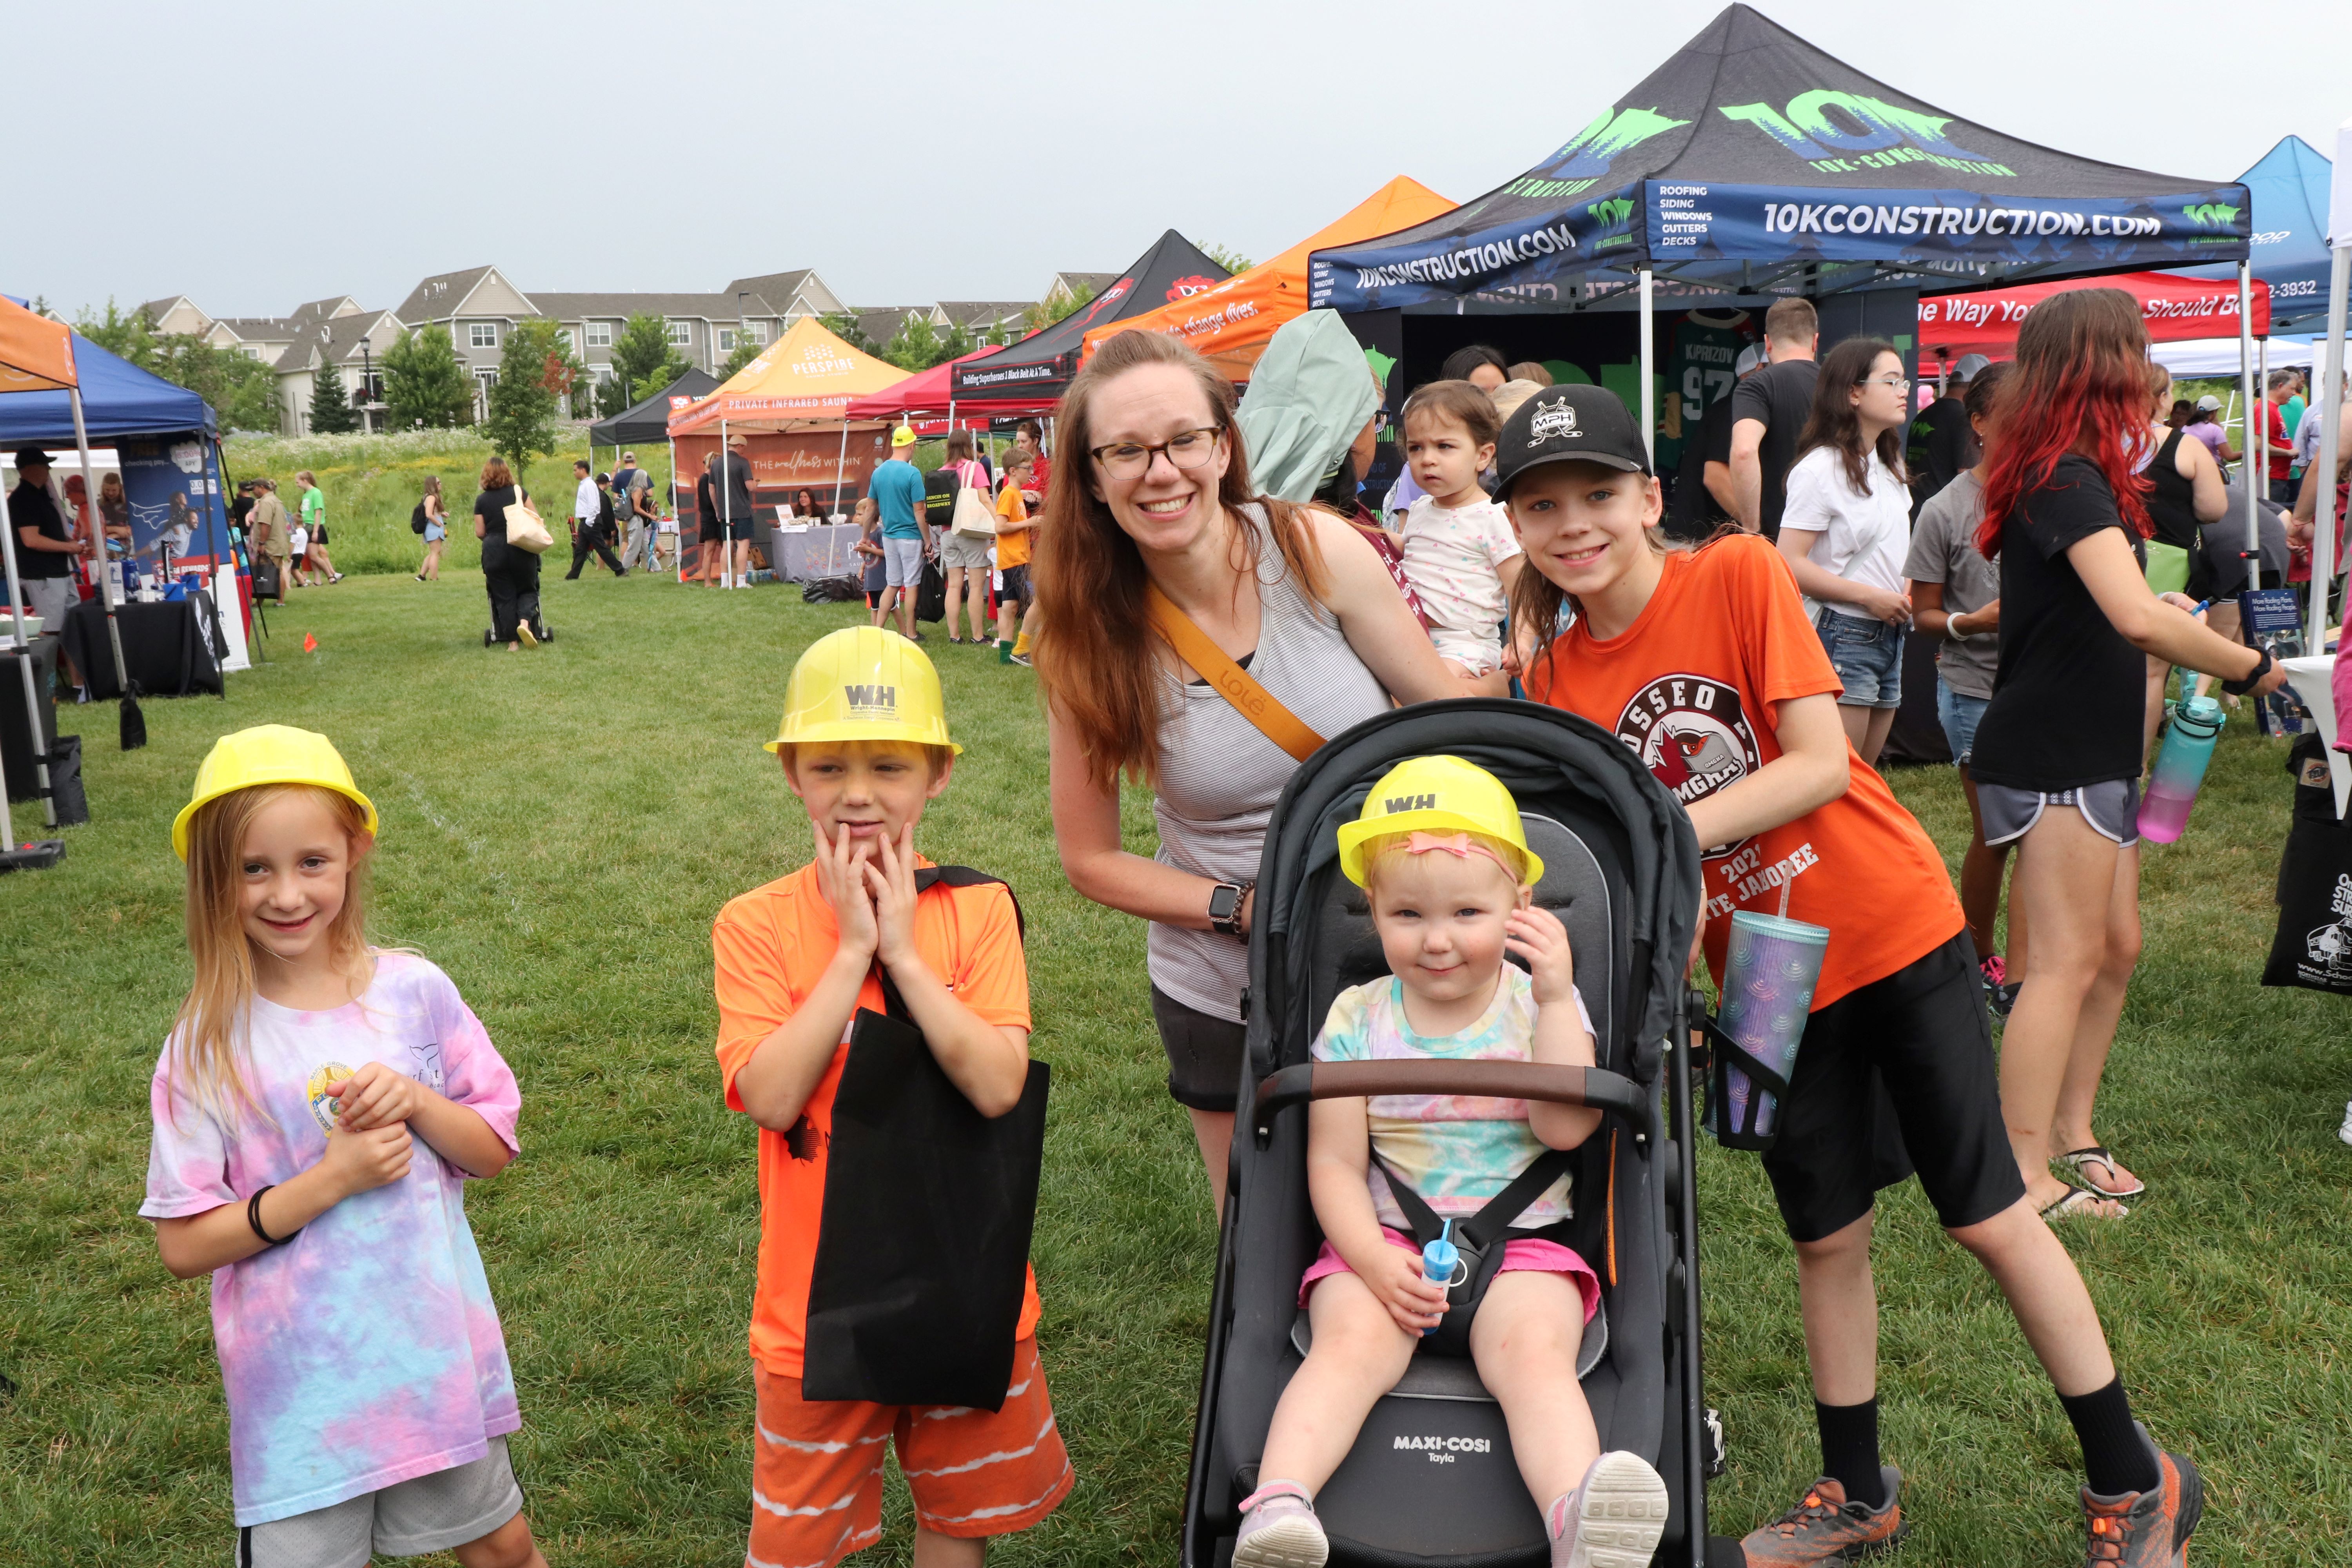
xmin=1857 ymin=375 xmax=1912 ymax=392
xmin=1089 ymin=426 xmax=1223 ymax=480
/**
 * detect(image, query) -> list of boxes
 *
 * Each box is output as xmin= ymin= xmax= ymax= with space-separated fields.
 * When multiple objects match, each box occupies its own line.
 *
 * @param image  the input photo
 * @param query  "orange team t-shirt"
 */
xmin=1525 ymin=534 xmax=1962 ymax=1009
xmin=713 ymin=859 xmax=1040 ymax=1377
xmin=994 ymin=479 xmax=1032 ymax=569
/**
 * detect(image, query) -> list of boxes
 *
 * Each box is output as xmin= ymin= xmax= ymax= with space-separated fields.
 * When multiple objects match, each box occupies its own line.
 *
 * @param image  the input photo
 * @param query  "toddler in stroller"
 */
xmin=1234 ymin=756 xmax=1670 ymax=1568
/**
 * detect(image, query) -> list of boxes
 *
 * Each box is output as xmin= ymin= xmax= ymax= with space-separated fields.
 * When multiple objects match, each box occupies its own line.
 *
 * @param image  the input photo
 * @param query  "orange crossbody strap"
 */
xmin=1145 ymin=583 xmax=1325 ymax=763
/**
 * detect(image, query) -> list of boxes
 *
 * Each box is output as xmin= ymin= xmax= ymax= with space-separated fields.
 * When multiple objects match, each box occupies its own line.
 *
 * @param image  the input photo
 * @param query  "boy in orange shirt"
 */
xmin=994 ymin=457 xmax=1041 ymax=666
xmin=713 ymin=626 xmax=1071 ymax=1568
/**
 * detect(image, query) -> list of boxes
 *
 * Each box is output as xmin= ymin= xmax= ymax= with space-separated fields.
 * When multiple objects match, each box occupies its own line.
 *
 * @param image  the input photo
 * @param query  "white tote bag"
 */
xmin=949 ymin=459 xmax=997 ymax=539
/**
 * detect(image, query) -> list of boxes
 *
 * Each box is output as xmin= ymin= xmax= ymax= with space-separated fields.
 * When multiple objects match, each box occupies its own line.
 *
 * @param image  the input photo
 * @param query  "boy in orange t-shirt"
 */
xmin=994 ymin=457 xmax=1041 ymax=666
xmin=713 ymin=626 xmax=1070 ymax=1568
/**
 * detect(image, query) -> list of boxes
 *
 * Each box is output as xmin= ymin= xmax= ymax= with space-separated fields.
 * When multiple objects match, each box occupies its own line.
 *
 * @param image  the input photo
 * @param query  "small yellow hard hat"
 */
xmin=1335 ymin=755 xmax=1541 ymax=887
xmin=173 ymin=724 xmax=378 ymax=860
xmin=767 ymin=625 xmax=962 ymax=756
xmin=891 ymin=425 xmax=917 ymax=448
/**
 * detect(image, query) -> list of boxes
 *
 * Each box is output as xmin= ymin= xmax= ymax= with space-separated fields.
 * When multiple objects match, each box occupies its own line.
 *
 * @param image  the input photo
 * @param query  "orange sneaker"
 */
xmin=1739 ymin=1470 xmax=1906 ymax=1565
xmin=2081 ymin=1439 xmax=2201 ymax=1567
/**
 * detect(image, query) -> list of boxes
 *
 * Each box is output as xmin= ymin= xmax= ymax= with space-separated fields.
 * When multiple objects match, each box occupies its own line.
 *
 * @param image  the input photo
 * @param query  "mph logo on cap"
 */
xmin=1528 ymin=396 xmax=1581 ymax=445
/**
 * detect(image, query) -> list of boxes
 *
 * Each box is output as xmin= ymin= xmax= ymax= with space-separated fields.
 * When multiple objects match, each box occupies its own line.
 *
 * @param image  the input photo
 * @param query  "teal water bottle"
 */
xmin=1419 ymin=1220 xmax=1462 ymax=1337
xmin=2138 ymin=695 xmax=2224 ymax=843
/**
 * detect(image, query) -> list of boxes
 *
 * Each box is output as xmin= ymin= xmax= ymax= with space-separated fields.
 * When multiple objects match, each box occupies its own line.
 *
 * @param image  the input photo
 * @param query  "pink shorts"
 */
xmin=1299 ymin=1225 xmax=1601 ymax=1323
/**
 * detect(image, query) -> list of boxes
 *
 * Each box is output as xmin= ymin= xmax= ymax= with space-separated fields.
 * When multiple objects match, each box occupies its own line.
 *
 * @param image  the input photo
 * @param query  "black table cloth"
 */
xmin=62 ymin=594 xmax=225 ymax=700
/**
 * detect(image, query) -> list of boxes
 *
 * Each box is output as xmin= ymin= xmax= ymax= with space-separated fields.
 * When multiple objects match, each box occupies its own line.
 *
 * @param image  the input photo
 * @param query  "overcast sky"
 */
xmin=22 ymin=0 xmax=2349 ymax=322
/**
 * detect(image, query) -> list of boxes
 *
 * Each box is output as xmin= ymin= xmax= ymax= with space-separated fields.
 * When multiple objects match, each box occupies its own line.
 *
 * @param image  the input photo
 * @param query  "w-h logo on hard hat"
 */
xmin=842 ymin=684 xmax=897 ymax=716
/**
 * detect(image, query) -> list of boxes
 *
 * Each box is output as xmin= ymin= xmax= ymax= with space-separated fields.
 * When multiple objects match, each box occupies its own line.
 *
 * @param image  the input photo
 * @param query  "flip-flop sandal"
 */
xmin=2056 ymin=1146 xmax=2145 ymax=1198
xmin=2041 ymin=1185 xmax=2128 ymax=1221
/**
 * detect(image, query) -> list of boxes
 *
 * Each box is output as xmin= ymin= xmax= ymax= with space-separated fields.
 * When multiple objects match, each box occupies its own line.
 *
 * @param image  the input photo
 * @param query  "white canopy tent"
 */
xmin=2152 ymin=336 xmax=2319 ymax=377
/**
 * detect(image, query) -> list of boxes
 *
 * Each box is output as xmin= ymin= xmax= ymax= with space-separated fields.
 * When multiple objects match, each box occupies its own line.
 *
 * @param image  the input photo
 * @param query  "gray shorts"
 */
xmin=20 ymin=575 xmax=73 ymax=628
xmin=1978 ymin=778 xmax=2141 ymax=849
xmin=938 ymin=531 xmax=994 ymax=570
xmin=883 ymin=535 xmax=926 ymax=588
xmin=236 ymin=1434 xmax=522 ymax=1568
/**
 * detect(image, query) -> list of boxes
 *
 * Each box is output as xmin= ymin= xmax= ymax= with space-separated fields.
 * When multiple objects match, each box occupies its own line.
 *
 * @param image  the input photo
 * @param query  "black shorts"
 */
xmin=1000 ymin=563 xmax=1033 ymax=607
xmin=725 ymin=519 xmax=753 ymax=541
xmin=1151 ymin=985 xmax=1246 ymax=1112
xmin=699 ymin=521 xmax=724 ymax=543
xmin=1760 ymin=931 xmax=2025 ymax=1242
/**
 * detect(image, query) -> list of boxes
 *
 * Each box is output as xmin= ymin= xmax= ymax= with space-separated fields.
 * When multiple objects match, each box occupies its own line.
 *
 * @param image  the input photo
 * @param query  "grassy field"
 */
xmin=2 ymin=573 xmax=2348 ymax=1566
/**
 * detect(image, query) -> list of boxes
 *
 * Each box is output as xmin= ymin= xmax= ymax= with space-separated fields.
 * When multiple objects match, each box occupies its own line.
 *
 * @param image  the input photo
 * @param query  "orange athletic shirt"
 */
xmin=713 ymin=860 xmax=1040 ymax=1377
xmin=1525 ymin=534 xmax=1962 ymax=1010
xmin=994 ymin=480 xmax=1032 ymax=569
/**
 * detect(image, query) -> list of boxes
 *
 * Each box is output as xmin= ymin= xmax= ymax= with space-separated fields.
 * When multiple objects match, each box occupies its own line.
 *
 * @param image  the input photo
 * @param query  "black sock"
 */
xmin=1814 ymin=1398 xmax=1886 ymax=1509
xmin=2059 ymin=1379 xmax=2160 ymax=1497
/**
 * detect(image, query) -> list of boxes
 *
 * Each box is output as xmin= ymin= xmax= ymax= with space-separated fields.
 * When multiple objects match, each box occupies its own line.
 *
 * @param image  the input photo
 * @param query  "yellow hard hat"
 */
xmin=1335 ymin=755 xmax=1542 ymax=887
xmin=891 ymin=425 xmax=917 ymax=448
xmin=767 ymin=626 xmax=962 ymax=756
xmin=173 ymin=724 xmax=378 ymax=860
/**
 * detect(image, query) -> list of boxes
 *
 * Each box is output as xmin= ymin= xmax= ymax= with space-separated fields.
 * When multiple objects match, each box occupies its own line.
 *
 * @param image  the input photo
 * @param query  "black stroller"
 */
xmin=1182 ymin=700 xmax=1726 ymax=1568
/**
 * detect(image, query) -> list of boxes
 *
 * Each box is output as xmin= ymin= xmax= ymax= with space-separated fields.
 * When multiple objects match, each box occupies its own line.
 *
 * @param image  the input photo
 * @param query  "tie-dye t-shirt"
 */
xmin=1311 ymin=966 xmax=1590 ymax=1230
xmin=139 ymin=952 xmax=522 ymax=1526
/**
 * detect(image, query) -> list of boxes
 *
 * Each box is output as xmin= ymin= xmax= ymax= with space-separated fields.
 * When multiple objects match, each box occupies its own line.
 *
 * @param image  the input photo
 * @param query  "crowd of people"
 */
xmin=128 ymin=291 xmax=2344 ymax=1568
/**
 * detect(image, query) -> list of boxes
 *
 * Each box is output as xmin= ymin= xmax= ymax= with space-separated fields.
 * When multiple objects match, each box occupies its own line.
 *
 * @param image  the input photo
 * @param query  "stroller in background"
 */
xmin=1183 ymin=700 xmax=1730 ymax=1568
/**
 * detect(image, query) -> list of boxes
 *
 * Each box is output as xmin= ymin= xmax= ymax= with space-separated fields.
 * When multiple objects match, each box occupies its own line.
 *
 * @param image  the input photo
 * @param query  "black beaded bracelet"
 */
xmin=247 ymin=1185 xmax=297 ymax=1247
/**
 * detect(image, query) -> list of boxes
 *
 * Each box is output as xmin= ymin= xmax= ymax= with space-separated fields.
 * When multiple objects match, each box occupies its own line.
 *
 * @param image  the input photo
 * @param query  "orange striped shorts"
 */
xmin=747 ymin=1337 xmax=1072 ymax=1568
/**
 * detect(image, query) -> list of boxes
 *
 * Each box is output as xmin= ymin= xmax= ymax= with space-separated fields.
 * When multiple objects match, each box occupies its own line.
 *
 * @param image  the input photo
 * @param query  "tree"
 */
xmin=307 ymin=361 xmax=361 ymax=434
xmin=1203 ymin=242 xmax=1256 ymax=274
xmin=717 ymin=334 xmax=766 ymax=380
xmin=821 ymin=310 xmax=884 ymax=358
xmin=76 ymin=300 xmax=278 ymax=433
xmin=480 ymin=319 xmax=567 ymax=467
xmin=1023 ymin=281 xmax=1095 ymax=335
xmin=936 ymin=322 xmax=977 ymax=365
xmin=881 ymin=313 xmax=943 ymax=372
xmin=382 ymin=324 xmax=476 ymax=429
xmin=606 ymin=312 xmax=692 ymax=409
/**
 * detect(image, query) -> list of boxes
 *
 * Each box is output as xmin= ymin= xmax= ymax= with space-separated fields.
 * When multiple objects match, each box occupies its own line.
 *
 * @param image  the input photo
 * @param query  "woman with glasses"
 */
xmin=1773 ymin=338 xmax=1916 ymax=767
xmin=1037 ymin=330 xmax=1457 ymax=1215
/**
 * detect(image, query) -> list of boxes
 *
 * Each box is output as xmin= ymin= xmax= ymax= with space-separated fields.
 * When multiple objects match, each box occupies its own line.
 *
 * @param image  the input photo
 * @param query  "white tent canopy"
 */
xmin=2151 ymin=336 xmax=2316 ymax=376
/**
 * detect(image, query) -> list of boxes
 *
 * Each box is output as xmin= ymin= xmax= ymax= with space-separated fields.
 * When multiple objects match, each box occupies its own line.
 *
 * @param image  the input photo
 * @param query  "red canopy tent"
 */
xmin=845 ymin=347 xmax=1059 ymax=430
xmin=1919 ymin=270 xmax=2271 ymax=361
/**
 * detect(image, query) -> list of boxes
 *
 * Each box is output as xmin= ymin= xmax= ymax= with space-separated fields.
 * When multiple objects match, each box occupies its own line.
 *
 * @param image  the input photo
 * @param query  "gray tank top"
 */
xmin=1149 ymin=506 xmax=1391 ymax=1022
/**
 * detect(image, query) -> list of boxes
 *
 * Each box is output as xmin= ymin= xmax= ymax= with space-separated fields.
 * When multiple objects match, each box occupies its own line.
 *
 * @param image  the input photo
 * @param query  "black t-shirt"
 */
xmin=1728 ymin=359 xmax=1818 ymax=541
xmin=474 ymin=484 xmax=521 ymax=542
xmin=9 ymin=480 xmax=69 ymax=578
xmin=695 ymin=474 xmax=720 ymax=536
xmin=721 ymin=451 xmax=756 ymax=520
xmin=1970 ymin=456 xmax=2149 ymax=791
xmin=1905 ymin=396 xmax=1973 ymax=511
xmin=1664 ymin=393 xmax=1739 ymax=540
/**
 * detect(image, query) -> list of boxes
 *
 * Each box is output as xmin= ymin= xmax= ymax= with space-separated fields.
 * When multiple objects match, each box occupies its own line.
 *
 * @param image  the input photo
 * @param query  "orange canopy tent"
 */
xmin=667 ymin=316 xmax=907 ymax=435
xmin=1080 ymin=177 xmax=1454 ymax=381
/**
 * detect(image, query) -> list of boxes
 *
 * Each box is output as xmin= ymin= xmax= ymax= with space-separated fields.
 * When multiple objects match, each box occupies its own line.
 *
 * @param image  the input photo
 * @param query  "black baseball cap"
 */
xmin=1492 ymin=384 xmax=1649 ymax=501
xmin=12 ymin=447 xmax=51 ymax=469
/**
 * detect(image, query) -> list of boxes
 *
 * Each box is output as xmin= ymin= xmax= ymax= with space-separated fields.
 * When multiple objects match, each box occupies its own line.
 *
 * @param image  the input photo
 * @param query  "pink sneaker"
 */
xmin=1234 ymin=1480 xmax=1327 ymax=1568
xmin=1547 ymin=1451 xmax=1671 ymax=1568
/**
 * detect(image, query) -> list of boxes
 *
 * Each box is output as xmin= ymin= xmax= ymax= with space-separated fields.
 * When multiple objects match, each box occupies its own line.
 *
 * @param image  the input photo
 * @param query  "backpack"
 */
xmin=411 ymin=500 xmax=429 ymax=535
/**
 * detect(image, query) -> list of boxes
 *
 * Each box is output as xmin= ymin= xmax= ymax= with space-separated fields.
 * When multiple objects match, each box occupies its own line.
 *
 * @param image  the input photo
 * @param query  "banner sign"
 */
xmin=118 ymin=436 xmax=227 ymax=563
xmin=1920 ymin=270 xmax=2270 ymax=359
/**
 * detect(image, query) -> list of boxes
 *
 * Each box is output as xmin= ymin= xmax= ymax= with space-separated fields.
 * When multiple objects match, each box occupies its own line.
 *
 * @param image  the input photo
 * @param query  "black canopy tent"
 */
xmin=1312 ymin=2 xmax=2252 ymax=474
xmin=949 ymin=230 xmax=1230 ymax=403
xmin=588 ymin=368 xmax=719 ymax=449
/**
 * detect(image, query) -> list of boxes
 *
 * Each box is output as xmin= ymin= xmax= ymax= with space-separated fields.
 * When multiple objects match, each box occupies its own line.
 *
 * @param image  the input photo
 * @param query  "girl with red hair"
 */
xmin=1969 ymin=288 xmax=2284 ymax=1221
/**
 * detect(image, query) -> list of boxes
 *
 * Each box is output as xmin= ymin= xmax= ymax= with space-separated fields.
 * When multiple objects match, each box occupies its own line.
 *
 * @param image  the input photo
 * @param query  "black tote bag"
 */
xmin=801 ymin=871 xmax=1050 ymax=1410
xmin=2263 ymin=734 xmax=2352 ymax=994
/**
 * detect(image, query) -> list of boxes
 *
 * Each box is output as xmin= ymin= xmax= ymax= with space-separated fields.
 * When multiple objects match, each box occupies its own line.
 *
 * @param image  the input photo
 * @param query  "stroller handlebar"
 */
xmin=1251 ymin=1060 xmax=1648 ymax=1143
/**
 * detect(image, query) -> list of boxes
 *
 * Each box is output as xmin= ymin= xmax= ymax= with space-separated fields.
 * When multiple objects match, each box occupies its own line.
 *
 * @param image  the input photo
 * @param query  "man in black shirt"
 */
xmin=1907 ymin=352 xmax=1985 ymax=514
xmin=10 ymin=448 xmax=85 ymax=626
xmin=1664 ymin=344 xmax=1766 ymax=543
xmin=1728 ymin=296 xmax=1820 ymax=541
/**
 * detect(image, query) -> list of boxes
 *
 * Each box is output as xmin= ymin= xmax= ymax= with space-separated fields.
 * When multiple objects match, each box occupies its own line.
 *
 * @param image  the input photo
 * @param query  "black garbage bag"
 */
xmin=45 ymin=733 xmax=87 ymax=826
xmin=802 ymin=871 xmax=1049 ymax=1411
xmin=915 ymin=557 xmax=947 ymax=624
xmin=801 ymin=575 xmax=862 ymax=604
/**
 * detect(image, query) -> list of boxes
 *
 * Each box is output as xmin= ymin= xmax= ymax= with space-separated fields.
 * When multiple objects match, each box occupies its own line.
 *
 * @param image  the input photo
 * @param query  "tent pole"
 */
xmin=1637 ymin=269 xmax=1656 ymax=470
xmin=834 ymin=419 xmax=849 ymax=519
xmin=2310 ymin=243 xmax=2350 ymax=635
xmin=0 ymin=467 xmax=54 ymax=827
xmin=70 ymin=387 xmax=134 ymax=708
xmin=2240 ymin=262 xmax=2259 ymax=560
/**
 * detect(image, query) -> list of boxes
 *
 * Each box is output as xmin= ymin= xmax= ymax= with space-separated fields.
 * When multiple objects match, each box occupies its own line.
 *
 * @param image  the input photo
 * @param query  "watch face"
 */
xmin=1209 ymin=885 xmax=1240 ymax=920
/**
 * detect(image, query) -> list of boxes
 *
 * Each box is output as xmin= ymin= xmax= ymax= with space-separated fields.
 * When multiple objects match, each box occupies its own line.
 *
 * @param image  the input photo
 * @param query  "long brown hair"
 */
xmin=1795 ymin=337 xmax=1906 ymax=497
xmin=169 ymin=783 xmax=374 ymax=1128
xmin=1034 ymin=329 xmax=1331 ymax=790
xmin=1503 ymin=474 xmax=1670 ymax=679
xmin=480 ymin=456 xmax=514 ymax=490
xmin=1978 ymin=288 xmax=2153 ymax=556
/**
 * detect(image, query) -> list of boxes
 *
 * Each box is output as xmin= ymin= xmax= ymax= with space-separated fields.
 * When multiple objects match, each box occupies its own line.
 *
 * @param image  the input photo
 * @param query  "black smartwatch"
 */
xmin=2223 ymin=645 xmax=2274 ymax=697
xmin=1208 ymin=881 xmax=1249 ymax=941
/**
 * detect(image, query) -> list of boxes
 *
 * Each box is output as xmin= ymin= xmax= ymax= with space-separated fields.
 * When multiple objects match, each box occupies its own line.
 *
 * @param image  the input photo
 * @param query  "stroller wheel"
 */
xmin=483 ymin=629 xmax=495 ymax=646
xmin=537 ymin=623 xmax=553 ymax=643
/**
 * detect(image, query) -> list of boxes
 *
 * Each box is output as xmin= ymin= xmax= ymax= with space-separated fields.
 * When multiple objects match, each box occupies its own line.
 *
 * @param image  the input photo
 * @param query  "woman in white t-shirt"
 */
xmin=1775 ymin=338 xmax=1915 ymax=766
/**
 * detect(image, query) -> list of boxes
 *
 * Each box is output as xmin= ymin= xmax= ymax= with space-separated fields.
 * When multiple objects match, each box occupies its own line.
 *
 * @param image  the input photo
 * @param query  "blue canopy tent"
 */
xmin=0 ymin=332 xmax=230 ymax=566
xmin=2173 ymin=136 xmax=2333 ymax=334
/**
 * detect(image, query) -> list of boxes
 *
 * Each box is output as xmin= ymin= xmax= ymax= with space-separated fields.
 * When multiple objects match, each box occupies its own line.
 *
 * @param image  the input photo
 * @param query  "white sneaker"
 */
xmin=1233 ymin=1481 xmax=1327 ymax=1568
xmin=1549 ymin=1451 xmax=1671 ymax=1568
xmin=2338 ymin=1100 xmax=2352 ymax=1147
